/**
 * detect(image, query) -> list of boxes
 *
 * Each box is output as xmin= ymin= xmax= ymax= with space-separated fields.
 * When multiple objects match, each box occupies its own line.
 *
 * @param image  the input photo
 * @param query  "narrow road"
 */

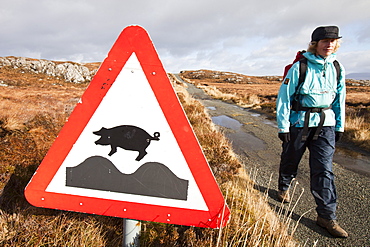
xmin=175 ymin=74 xmax=370 ymax=247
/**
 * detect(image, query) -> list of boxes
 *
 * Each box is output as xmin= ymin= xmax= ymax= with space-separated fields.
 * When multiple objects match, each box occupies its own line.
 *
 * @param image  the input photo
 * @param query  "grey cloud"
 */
xmin=1 ymin=0 xmax=369 ymax=75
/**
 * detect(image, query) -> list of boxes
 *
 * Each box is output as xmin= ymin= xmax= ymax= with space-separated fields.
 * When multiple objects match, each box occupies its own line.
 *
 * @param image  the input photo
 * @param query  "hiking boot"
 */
xmin=277 ymin=190 xmax=290 ymax=203
xmin=316 ymin=216 xmax=348 ymax=238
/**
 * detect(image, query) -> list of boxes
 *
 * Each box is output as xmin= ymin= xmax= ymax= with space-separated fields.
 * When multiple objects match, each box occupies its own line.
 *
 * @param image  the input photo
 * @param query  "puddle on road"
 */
xmin=334 ymin=148 xmax=370 ymax=177
xmin=262 ymin=120 xmax=278 ymax=128
xmin=227 ymin=131 xmax=266 ymax=151
xmin=211 ymin=115 xmax=266 ymax=151
xmin=212 ymin=115 xmax=243 ymax=130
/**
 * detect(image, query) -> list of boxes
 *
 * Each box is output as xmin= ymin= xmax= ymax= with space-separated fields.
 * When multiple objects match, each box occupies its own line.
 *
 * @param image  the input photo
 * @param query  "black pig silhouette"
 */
xmin=93 ymin=125 xmax=160 ymax=161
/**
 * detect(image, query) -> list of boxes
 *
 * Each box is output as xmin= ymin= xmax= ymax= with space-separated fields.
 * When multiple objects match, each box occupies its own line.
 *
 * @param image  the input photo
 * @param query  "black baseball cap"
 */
xmin=311 ymin=26 xmax=342 ymax=42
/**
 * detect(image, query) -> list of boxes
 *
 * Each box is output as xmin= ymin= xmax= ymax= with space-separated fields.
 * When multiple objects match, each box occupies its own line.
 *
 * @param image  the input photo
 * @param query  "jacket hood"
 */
xmin=304 ymin=52 xmax=337 ymax=65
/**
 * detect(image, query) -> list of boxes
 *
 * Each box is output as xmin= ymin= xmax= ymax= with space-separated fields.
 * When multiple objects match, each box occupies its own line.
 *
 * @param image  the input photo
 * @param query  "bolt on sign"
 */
xmin=25 ymin=25 xmax=230 ymax=228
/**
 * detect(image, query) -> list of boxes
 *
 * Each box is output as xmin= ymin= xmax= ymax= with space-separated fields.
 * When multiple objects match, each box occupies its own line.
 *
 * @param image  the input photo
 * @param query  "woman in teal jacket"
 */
xmin=276 ymin=26 xmax=348 ymax=238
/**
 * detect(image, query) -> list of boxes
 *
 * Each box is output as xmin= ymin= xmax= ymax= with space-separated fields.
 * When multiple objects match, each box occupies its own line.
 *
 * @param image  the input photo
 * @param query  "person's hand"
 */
xmin=278 ymin=132 xmax=290 ymax=142
xmin=335 ymin=132 xmax=343 ymax=142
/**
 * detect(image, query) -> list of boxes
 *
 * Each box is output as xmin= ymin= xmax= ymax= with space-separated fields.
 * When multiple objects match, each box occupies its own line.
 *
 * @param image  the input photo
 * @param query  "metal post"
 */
xmin=123 ymin=219 xmax=141 ymax=247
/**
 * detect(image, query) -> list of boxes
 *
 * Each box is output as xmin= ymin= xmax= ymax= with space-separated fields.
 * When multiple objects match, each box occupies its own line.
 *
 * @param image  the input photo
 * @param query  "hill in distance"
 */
xmin=346 ymin=73 xmax=370 ymax=80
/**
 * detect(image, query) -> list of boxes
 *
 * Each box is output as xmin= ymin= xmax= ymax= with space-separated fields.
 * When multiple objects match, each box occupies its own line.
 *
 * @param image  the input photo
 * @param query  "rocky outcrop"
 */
xmin=180 ymin=69 xmax=370 ymax=86
xmin=0 ymin=57 xmax=98 ymax=83
xmin=180 ymin=69 xmax=282 ymax=84
xmin=346 ymin=79 xmax=370 ymax=87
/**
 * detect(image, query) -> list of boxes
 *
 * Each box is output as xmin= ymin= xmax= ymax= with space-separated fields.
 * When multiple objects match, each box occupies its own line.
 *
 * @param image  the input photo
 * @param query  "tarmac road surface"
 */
xmin=175 ymin=74 xmax=370 ymax=247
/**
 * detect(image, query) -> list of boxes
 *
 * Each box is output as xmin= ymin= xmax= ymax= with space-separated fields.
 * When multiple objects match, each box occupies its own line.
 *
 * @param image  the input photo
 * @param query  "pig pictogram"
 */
xmin=93 ymin=125 xmax=160 ymax=161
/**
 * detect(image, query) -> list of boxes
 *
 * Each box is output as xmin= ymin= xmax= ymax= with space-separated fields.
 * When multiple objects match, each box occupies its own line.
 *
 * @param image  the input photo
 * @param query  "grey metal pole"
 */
xmin=123 ymin=219 xmax=141 ymax=247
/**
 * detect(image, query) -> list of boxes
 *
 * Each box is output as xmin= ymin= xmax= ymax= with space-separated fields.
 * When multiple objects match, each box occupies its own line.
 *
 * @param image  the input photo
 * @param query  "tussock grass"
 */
xmin=0 ymin=209 xmax=122 ymax=246
xmin=0 ymin=67 xmax=297 ymax=246
xmin=182 ymin=77 xmax=262 ymax=108
xmin=344 ymin=107 xmax=370 ymax=150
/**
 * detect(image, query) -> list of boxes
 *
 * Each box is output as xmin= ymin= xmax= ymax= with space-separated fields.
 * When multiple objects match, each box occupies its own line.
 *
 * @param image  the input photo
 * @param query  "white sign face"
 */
xmin=46 ymin=53 xmax=208 ymax=211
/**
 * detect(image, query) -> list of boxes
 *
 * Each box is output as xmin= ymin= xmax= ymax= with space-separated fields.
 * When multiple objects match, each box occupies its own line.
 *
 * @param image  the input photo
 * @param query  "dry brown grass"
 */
xmin=0 ymin=65 xmax=298 ymax=246
xmin=344 ymin=107 xmax=370 ymax=150
xmin=0 ymin=209 xmax=122 ymax=246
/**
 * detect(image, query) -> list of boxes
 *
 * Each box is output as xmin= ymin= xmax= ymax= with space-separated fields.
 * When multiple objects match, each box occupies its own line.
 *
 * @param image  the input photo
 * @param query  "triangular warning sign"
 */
xmin=25 ymin=25 xmax=230 ymax=228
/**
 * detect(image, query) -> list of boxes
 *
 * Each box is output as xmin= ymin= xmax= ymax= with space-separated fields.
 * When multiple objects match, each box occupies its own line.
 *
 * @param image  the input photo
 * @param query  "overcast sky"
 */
xmin=1 ymin=0 xmax=369 ymax=77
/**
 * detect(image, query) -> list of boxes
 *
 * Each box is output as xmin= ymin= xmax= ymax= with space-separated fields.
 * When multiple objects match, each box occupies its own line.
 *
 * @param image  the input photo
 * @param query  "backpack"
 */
xmin=283 ymin=50 xmax=341 ymax=141
xmin=283 ymin=50 xmax=341 ymax=87
xmin=283 ymin=50 xmax=306 ymax=79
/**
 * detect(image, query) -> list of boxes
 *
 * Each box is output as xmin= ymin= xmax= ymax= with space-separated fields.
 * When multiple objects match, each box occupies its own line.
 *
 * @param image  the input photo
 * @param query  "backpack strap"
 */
xmin=333 ymin=60 xmax=340 ymax=83
xmin=290 ymin=57 xmax=308 ymax=110
xmin=293 ymin=58 xmax=340 ymax=141
xmin=298 ymin=57 xmax=308 ymax=87
xmin=301 ymin=105 xmax=331 ymax=141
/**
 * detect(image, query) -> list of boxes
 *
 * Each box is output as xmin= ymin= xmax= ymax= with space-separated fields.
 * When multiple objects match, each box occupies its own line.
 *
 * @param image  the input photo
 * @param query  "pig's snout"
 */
xmin=95 ymin=139 xmax=106 ymax=145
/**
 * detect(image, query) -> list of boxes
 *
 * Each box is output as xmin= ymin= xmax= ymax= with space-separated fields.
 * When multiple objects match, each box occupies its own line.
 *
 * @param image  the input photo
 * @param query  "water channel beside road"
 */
xmin=211 ymin=114 xmax=266 ymax=152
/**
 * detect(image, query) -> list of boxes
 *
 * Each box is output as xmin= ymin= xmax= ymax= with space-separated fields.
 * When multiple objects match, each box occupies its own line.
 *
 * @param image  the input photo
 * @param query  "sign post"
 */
xmin=25 ymin=25 xmax=230 ymax=229
xmin=123 ymin=219 xmax=140 ymax=247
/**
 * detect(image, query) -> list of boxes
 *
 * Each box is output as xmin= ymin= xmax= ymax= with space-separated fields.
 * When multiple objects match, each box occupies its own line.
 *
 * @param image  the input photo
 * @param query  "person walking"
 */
xmin=276 ymin=26 xmax=348 ymax=238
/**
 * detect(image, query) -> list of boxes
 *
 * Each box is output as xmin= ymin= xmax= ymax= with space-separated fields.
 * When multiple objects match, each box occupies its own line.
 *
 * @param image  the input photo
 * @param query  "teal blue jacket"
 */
xmin=276 ymin=52 xmax=346 ymax=133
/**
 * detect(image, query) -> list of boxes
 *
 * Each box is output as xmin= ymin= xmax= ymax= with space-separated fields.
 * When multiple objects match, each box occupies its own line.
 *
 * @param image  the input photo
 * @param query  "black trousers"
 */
xmin=278 ymin=126 xmax=337 ymax=220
